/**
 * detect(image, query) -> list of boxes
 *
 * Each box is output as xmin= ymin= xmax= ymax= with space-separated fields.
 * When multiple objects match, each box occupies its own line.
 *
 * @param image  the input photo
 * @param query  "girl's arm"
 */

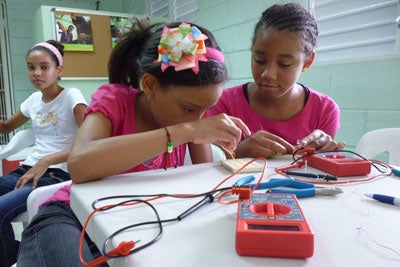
xmin=187 ymin=142 xmax=213 ymax=164
xmin=0 ymin=110 xmax=29 ymax=134
xmin=68 ymin=113 xmax=250 ymax=183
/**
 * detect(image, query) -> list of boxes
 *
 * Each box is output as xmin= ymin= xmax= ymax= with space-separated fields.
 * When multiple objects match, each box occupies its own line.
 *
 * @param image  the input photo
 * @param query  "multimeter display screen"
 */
xmin=248 ymin=224 xmax=300 ymax=231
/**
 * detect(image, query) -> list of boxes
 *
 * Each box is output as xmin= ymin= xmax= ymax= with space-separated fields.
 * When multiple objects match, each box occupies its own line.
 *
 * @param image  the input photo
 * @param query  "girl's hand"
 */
xmin=15 ymin=161 xmax=49 ymax=189
xmin=296 ymin=129 xmax=346 ymax=151
xmin=188 ymin=113 xmax=251 ymax=153
xmin=234 ymin=130 xmax=294 ymax=158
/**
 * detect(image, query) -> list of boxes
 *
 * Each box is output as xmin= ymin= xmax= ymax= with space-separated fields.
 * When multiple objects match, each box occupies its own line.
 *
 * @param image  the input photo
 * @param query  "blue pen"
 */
xmin=391 ymin=168 xmax=400 ymax=177
xmin=364 ymin=193 xmax=400 ymax=206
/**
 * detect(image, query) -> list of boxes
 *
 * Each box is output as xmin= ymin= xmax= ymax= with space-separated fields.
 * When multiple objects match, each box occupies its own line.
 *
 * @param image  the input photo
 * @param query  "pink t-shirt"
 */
xmin=206 ymin=83 xmax=340 ymax=145
xmin=43 ymin=84 xmax=186 ymax=205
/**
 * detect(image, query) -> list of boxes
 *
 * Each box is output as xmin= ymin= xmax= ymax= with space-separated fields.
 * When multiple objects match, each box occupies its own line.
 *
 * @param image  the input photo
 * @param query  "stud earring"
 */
xmin=302 ymin=67 xmax=308 ymax=72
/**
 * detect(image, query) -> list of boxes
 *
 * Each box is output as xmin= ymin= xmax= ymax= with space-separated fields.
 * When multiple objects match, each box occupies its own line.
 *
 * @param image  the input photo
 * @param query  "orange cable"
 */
xmin=79 ymin=157 xmax=269 ymax=266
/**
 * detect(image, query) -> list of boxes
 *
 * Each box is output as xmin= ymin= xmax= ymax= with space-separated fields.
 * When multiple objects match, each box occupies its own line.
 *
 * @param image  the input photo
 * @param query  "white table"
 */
xmin=71 ymin=159 xmax=400 ymax=267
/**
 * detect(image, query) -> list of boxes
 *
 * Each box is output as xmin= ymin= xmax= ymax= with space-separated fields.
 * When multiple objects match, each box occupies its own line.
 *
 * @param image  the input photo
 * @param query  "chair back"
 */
xmin=355 ymin=128 xmax=400 ymax=165
xmin=0 ymin=128 xmax=35 ymax=159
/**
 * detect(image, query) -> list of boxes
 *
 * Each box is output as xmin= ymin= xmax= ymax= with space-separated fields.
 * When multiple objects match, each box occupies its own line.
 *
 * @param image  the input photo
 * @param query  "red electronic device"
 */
xmin=235 ymin=193 xmax=314 ymax=258
xmin=304 ymin=152 xmax=371 ymax=177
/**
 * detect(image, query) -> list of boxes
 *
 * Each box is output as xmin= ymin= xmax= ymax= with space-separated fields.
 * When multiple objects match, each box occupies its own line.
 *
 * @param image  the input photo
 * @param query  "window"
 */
xmin=147 ymin=0 xmax=198 ymax=22
xmin=311 ymin=0 xmax=399 ymax=64
xmin=0 ymin=0 xmax=13 ymax=144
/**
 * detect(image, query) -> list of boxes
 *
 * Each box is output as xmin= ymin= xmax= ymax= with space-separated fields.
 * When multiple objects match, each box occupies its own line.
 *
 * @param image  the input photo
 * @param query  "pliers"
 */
xmin=234 ymin=175 xmax=343 ymax=198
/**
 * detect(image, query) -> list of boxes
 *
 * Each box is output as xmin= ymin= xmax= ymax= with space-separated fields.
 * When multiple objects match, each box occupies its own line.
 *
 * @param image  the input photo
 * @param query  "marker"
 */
xmin=364 ymin=193 xmax=400 ymax=206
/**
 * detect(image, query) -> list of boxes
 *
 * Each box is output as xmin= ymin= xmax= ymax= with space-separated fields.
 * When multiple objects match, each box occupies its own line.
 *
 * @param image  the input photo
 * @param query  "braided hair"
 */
xmin=252 ymin=3 xmax=319 ymax=56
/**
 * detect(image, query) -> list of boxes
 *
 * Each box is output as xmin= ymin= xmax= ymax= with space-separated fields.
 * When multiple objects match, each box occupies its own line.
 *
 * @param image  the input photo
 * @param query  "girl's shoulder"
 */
xmin=22 ymin=91 xmax=42 ymax=106
xmin=96 ymin=84 xmax=138 ymax=97
xmin=90 ymin=84 xmax=139 ymax=107
xmin=222 ymin=84 xmax=246 ymax=96
xmin=306 ymin=86 xmax=339 ymax=110
xmin=60 ymin=87 xmax=85 ymax=97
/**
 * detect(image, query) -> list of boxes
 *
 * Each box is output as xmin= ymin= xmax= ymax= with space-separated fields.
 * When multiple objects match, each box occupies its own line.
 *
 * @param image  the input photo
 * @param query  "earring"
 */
xmin=146 ymin=95 xmax=151 ymax=101
xmin=302 ymin=67 xmax=308 ymax=72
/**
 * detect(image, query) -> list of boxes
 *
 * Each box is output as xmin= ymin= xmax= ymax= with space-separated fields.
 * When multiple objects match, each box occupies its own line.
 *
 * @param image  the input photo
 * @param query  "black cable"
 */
xmin=91 ymin=187 xmax=231 ymax=210
xmin=102 ymin=199 xmax=163 ymax=258
xmin=95 ymin=189 xmax=228 ymax=258
xmin=177 ymin=194 xmax=214 ymax=221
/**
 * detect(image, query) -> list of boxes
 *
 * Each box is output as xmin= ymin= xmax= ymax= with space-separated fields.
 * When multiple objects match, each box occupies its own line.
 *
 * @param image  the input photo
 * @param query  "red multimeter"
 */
xmin=305 ymin=152 xmax=371 ymax=177
xmin=235 ymin=193 xmax=314 ymax=258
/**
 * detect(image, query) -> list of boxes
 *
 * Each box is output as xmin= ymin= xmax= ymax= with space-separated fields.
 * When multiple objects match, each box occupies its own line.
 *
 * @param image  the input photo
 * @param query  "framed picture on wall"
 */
xmin=54 ymin=11 xmax=94 ymax=51
xmin=110 ymin=16 xmax=133 ymax=48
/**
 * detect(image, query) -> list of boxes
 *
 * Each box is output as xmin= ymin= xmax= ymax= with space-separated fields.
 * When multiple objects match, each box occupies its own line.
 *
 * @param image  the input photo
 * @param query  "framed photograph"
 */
xmin=54 ymin=11 xmax=94 ymax=51
xmin=110 ymin=16 xmax=133 ymax=47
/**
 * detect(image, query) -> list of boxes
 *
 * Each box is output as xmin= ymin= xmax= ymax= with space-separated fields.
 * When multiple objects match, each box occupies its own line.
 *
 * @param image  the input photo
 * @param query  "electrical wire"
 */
xmin=80 ymin=188 xmax=235 ymax=266
xmin=215 ymin=157 xmax=268 ymax=204
xmin=352 ymin=186 xmax=400 ymax=259
xmin=79 ymin=151 xmax=396 ymax=266
xmin=79 ymin=157 xmax=269 ymax=266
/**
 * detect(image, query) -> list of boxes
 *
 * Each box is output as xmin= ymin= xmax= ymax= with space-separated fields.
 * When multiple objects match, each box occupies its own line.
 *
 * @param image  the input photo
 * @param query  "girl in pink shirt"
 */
xmin=17 ymin=20 xmax=250 ymax=267
xmin=207 ymin=3 xmax=346 ymax=159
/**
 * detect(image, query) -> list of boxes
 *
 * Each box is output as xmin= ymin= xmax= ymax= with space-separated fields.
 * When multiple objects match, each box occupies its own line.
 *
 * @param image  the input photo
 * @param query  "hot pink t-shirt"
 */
xmin=42 ymin=84 xmax=186 ymax=205
xmin=206 ymin=83 xmax=340 ymax=145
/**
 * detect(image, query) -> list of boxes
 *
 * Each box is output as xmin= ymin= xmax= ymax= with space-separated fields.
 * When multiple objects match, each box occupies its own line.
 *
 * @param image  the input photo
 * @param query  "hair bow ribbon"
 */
xmin=156 ymin=23 xmax=208 ymax=73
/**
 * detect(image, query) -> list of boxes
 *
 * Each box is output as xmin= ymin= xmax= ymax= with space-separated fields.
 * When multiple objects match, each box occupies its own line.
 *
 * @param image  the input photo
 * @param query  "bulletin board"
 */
xmin=51 ymin=8 xmax=135 ymax=78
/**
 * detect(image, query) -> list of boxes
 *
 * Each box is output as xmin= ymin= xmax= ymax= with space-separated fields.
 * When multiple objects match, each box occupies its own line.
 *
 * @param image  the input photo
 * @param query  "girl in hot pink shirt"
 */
xmin=17 ymin=21 xmax=250 ymax=267
xmin=207 ymin=3 xmax=345 ymax=159
xmin=207 ymin=83 xmax=340 ymax=146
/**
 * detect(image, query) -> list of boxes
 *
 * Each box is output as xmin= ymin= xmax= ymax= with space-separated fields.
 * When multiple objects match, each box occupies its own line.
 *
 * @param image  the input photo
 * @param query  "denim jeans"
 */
xmin=17 ymin=201 xmax=107 ymax=267
xmin=0 ymin=165 xmax=70 ymax=267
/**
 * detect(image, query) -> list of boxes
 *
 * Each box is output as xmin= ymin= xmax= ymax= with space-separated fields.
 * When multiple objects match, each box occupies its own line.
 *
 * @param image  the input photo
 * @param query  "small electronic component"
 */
xmin=235 ymin=193 xmax=314 ymax=258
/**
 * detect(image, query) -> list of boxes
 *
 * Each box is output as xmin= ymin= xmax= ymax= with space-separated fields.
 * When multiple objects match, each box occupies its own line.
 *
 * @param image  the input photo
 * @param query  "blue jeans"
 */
xmin=17 ymin=201 xmax=107 ymax=267
xmin=0 ymin=165 xmax=70 ymax=267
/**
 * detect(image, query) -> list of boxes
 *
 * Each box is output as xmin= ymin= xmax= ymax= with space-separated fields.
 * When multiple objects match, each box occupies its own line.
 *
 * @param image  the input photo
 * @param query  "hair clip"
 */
xmin=155 ymin=23 xmax=223 ymax=73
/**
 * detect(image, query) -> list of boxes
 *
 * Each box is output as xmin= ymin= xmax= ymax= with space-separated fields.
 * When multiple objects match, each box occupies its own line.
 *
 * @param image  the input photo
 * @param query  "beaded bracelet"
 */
xmin=164 ymin=127 xmax=173 ymax=153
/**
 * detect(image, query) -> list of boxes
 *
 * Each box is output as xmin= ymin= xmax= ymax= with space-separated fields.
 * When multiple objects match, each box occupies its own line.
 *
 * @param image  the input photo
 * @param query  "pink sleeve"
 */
xmin=40 ymin=183 xmax=74 ymax=207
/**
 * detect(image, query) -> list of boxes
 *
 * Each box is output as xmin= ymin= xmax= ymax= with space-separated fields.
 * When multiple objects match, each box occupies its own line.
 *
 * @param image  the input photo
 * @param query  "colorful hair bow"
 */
xmin=155 ymin=23 xmax=223 ymax=73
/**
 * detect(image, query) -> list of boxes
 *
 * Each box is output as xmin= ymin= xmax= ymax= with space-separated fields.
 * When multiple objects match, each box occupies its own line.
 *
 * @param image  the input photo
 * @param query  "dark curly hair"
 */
xmin=108 ymin=19 xmax=228 ymax=89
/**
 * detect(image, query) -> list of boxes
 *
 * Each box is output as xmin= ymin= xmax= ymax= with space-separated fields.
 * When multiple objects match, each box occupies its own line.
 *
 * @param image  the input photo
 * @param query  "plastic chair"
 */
xmin=26 ymin=180 xmax=71 ymax=221
xmin=355 ymin=128 xmax=400 ymax=166
xmin=0 ymin=128 xmax=36 ymax=227
xmin=10 ymin=182 xmax=71 ymax=267
xmin=0 ymin=128 xmax=35 ymax=161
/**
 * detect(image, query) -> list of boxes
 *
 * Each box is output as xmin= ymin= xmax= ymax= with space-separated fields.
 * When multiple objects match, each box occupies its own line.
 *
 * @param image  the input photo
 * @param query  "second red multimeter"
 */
xmin=235 ymin=193 xmax=314 ymax=258
xmin=305 ymin=152 xmax=371 ymax=177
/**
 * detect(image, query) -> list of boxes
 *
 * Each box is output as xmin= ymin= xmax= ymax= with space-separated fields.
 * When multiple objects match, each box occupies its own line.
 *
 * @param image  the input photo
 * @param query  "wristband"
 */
xmin=164 ymin=127 xmax=173 ymax=153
